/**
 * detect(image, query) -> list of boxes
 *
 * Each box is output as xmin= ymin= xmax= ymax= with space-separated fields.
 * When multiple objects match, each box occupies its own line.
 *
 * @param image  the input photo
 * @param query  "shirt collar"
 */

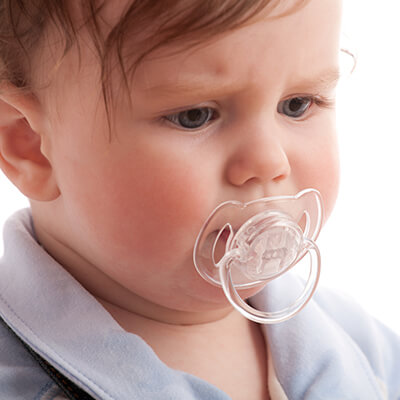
xmin=251 ymin=273 xmax=385 ymax=399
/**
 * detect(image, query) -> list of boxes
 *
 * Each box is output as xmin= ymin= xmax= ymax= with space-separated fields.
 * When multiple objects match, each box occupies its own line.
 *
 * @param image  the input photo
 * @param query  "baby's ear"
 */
xmin=0 ymin=83 xmax=60 ymax=201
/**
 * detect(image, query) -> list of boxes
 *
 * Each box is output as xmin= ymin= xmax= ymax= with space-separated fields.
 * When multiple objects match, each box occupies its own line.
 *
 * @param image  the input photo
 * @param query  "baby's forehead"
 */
xmin=0 ymin=0 xmax=310 ymax=104
xmin=92 ymin=0 xmax=312 ymax=87
xmin=71 ymin=0 xmax=305 ymax=67
xmin=38 ymin=1 xmax=307 ymax=110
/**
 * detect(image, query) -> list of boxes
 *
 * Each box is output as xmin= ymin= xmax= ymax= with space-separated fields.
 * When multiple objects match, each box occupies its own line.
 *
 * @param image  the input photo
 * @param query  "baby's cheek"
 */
xmin=294 ymin=135 xmax=339 ymax=221
xmin=317 ymin=142 xmax=340 ymax=220
xmin=112 ymin=161 xmax=212 ymax=266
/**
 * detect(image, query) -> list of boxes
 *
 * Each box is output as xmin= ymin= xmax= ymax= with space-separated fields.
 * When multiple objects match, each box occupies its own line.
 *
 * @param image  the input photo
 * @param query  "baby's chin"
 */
xmin=169 ymin=276 xmax=267 ymax=315
xmin=119 ymin=262 xmax=268 ymax=325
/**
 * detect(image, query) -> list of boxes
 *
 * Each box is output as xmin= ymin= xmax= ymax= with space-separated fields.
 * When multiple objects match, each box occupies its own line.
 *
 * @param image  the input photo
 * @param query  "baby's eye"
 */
xmin=164 ymin=107 xmax=217 ymax=130
xmin=277 ymin=97 xmax=312 ymax=119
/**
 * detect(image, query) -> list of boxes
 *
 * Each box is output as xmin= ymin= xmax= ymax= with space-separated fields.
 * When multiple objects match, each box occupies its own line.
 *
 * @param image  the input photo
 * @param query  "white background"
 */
xmin=319 ymin=0 xmax=400 ymax=334
xmin=1 ymin=1 xmax=400 ymax=333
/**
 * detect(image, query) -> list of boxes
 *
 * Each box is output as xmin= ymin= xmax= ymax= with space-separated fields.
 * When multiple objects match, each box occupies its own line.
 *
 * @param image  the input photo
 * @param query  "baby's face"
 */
xmin=33 ymin=0 xmax=341 ymax=320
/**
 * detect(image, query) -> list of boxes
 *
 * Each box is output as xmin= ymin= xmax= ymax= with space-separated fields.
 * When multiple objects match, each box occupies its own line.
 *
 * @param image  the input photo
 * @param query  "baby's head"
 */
xmin=0 ymin=0 xmax=341 ymax=324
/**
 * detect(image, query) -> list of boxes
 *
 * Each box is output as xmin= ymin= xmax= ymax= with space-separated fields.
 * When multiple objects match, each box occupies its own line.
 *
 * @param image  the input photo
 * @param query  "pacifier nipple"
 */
xmin=193 ymin=189 xmax=323 ymax=324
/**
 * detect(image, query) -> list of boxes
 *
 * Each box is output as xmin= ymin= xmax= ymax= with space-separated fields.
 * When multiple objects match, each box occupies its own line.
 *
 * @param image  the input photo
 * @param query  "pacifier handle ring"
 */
xmin=218 ymin=238 xmax=321 ymax=324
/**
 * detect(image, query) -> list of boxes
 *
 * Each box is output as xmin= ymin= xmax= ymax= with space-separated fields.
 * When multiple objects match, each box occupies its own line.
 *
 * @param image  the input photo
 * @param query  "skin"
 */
xmin=0 ymin=0 xmax=342 ymax=397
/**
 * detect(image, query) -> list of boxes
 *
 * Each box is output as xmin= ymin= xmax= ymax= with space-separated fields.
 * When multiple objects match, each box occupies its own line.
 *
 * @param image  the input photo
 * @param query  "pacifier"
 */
xmin=193 ymin=188 xmax=323 ymax=324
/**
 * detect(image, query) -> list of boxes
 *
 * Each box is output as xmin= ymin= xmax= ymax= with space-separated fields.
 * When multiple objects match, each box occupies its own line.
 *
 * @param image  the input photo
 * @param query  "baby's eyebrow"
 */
xmin=141 ymin=68 xmax=341 ymax=98
xmin=140 ymin=76 xmax=237 ymax=98
xmin=293 ymin=68 xmax=341 ymax=91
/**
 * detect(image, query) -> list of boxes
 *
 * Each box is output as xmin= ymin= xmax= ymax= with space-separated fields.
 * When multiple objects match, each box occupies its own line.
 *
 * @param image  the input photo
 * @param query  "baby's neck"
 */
xmin=98 ymin=295 xmax=244 ymax=333
xmin=99 ymin=298 xmax=270 ymax=400
xmin=97 ymin=291 xmax=237 ymax=326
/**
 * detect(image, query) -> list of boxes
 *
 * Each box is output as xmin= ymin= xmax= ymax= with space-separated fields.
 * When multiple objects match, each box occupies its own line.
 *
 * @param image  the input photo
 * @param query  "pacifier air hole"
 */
xmin=203 ymin=226 xmax=232 ymax=265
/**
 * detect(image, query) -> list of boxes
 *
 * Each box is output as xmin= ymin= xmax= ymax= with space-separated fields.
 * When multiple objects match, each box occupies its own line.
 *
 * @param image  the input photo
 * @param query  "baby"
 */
xmin=0 ymin=0 xmax=399 ymax=399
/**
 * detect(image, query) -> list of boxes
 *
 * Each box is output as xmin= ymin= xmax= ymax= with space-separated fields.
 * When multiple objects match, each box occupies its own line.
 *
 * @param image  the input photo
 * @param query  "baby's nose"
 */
xmin=225 ymin=131 xmax=291 ymax=187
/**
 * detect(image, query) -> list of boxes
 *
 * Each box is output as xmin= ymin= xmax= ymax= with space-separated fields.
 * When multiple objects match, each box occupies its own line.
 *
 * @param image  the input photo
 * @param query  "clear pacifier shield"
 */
xmin=193 ymin=188 xmax=323 ymax=288
xmin=193 ymin=188 xmax=323 ymax=324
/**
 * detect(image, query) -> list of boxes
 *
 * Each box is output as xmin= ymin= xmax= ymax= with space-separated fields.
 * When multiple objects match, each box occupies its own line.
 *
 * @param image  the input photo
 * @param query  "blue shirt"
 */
xmin=0 ymin=209 xmax=399 ymax=399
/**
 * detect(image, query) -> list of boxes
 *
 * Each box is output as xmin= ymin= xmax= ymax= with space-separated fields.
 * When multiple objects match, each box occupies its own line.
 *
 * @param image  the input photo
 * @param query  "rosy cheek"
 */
xmin=101 ymin=153 xmax=212 ymax=266
xmin=317 ymin=142 xmax=340 ymax=220
xmin=307 ymin=152 xmax=339 ymax=220
xmin=290 ymin=130 xmax=339 ymax=222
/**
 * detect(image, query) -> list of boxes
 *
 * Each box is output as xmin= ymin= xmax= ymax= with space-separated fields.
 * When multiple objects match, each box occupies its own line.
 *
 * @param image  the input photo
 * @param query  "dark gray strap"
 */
xmin=0 ymin=315 xmax=95 ymax=400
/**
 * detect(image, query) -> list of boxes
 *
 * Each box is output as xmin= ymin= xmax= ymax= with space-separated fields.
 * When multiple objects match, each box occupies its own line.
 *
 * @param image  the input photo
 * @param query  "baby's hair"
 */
xmin=0 ymin=0 xmax=309 ymax=137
